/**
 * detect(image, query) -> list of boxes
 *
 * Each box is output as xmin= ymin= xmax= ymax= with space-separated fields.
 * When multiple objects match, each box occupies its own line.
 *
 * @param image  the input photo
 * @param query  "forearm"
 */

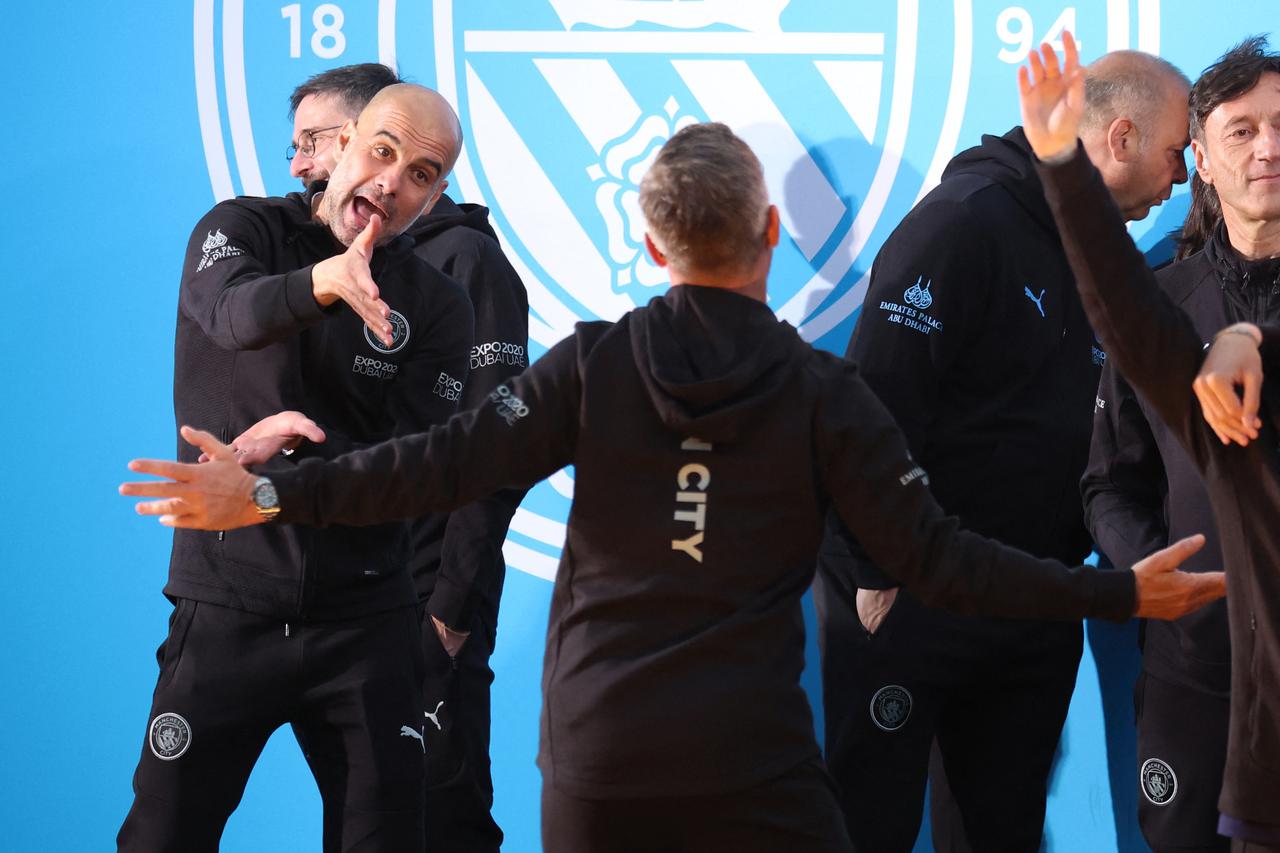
xmin=428 ymin=486 xmax=526 ymax=628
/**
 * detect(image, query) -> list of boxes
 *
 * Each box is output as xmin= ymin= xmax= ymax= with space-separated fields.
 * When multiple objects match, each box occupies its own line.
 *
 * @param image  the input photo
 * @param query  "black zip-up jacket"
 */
xmin=822 ymin=127 xmax=1101 ymax=596
xmin=1083 ymin=224 xmax=1280 ymax=697
xmin=267 ymin=285 xmax=1136 ymax=799
xmin=168 ymin=193 xmax=474 ymax=620
xmin=1041 ymin=148 xmax=1280 ymax=825
xmin=402 ymin=195 xmax=529 ymax=629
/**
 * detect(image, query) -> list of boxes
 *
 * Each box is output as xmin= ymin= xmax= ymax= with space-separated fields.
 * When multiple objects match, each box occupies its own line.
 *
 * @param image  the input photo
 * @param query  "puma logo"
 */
xmin=424 ymin=701 xmax=445 ymax=732
xmin=1024 ymin=286 xmax=1047 ymax=318
xmin=399 ymin=725 xmax=425 ymax=753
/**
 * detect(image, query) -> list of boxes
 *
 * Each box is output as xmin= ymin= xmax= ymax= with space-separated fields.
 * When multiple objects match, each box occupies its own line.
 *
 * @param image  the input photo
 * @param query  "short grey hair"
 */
xmin=639 ymin=123 xmax=770 ymax=273
xmin=1082 ymin=50 xmax=1190 ymax=146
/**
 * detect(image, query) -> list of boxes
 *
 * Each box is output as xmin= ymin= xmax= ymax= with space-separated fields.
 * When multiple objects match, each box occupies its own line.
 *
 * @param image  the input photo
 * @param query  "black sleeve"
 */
xmin=1258 ymin=323 xmax=1280 ymax=371
xmin=429 ymin=240 xmax=531 ymax=628
xmin=1037 ymin=149 xmax=1214 ymax=469
xmin=1081 ymin=360 xmax=1169 ymax=570
xmin=273 ymin=331 xmax=580 ymax=528
xmin=179 ymin=202 xmax=328 ymax=350
xmin=826 ymin=198 xmax=995 ymax=589
xmin=817 ymin=359 xmax=1137 ymax=622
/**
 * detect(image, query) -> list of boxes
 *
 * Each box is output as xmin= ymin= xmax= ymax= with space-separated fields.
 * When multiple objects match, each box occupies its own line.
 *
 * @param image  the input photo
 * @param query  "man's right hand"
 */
xmin=311 ymin=212 xmax=394 ymax=347
xmin=1132 ymin=534 xmax=1226 ymax=620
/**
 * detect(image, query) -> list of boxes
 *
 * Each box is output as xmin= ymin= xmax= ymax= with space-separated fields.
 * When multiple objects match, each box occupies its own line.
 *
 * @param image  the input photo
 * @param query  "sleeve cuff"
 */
xmin=426 ymin=573 xmax=475 ymax=630
xmin=1090 ymin=566 xmax=1138 ymax=622
xmin=285 ymin=264 xmax=329 ymax=322
xmin=1257 ymin=322 xmax=1280 ymax=370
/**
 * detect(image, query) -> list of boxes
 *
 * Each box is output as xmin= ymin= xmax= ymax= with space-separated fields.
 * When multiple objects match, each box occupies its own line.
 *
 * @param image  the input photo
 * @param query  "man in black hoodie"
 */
xmin=816 ymin=49 xmax=1191 ymax=852
xmin=121 ymin=122 xmax=1225 ymax=853
xmin=1019 ymin=31 xmax=1280 ymax=851
xmin=1081 ymin=38 xmax=1280 ymax=853
xmin=277 ymin=64 xmax=528 ymax=852
xmin=117 ymin=85 xmax=473 ymax=852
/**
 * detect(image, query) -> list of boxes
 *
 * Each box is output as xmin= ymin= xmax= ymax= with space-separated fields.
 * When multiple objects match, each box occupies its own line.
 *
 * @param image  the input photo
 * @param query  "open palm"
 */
xmin=1018 ymin=31 xmax=1086 ymax=161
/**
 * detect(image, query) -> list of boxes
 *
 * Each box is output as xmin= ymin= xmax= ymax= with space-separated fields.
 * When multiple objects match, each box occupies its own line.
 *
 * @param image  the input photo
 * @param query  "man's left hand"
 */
xmin=430 ymin=614 xmax=469 ymax=657
xmin=201 ymin=410 xmax=327 ymax=466
xmin=122 ymin=426 xmax=262 ymax=530
xmin=1194 ymin=323 xmax=1264 ymax=446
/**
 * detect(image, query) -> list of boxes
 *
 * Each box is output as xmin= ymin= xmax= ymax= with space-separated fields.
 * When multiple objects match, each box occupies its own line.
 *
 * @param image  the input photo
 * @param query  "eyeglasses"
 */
xmin=286 ymin=125 xmax=344 ymax=161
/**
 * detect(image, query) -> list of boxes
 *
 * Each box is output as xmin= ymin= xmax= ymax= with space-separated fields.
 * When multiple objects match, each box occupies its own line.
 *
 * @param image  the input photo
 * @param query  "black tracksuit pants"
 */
xmin=292 ymin=594 xmax=504 ymax=852
xmin=1135 ymin=671 xmax=1231 ymax=852
xmin=420 ymin=597 xmax=503 ymax=853
xmin=540 ymin=757 xmax=853 ymax=852
xmin=817 ymin=583 xmax=1082 ymax=852
xmin=118 ymin=599 xmax=426 ymax=853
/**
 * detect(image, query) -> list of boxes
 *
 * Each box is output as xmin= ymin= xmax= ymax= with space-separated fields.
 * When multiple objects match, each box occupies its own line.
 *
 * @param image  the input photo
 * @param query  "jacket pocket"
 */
xmin=156 ymin=599 xmax=198 ymax=689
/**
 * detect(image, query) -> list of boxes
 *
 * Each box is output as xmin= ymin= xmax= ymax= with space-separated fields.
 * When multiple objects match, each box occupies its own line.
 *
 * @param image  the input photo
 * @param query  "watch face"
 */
xmin=253 ymin=479 xmax=279 ymax=510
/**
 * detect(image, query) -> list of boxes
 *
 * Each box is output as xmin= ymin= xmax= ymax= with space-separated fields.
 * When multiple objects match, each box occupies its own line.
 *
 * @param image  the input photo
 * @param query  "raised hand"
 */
xmin=1131 ymin=534 xmax=1226 ymax=620
xmin=202 ymin=410 xmax=327 ymax=465
xmin=1017 ymin=31 xmax=1085 ymax=162
xmin=121 ymin=426 xmax=262 ymax=530
xmin=311 ymin=212 xmax=394 ymax=347
xmin=1193 ymin=323 xmax=1265 ymax=446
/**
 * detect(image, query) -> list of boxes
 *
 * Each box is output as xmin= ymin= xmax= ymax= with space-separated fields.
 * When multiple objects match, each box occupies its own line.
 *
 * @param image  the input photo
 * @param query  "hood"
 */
xmin=941 ymin=126 xmax=1055 ymax=232
xmin=405 ymin=194 xmax=500 ymax=245
xmin=628 ymin=285 xmax=808 ymax=444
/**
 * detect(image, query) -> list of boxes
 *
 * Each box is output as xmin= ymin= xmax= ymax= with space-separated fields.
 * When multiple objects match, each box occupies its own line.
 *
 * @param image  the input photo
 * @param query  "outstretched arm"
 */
xmin=1019 ymin=34 xmax=1213 ymax=466
xmin=122 ymin=334 xmax=584 ymax=530
xmin=818 ymin=362 xmax=1224 ymax=623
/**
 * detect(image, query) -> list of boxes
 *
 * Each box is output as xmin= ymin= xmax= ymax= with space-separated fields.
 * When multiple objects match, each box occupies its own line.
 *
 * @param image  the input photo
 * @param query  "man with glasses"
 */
xmin=269 ymin=64 xmax=526 ymax=852
xmin=117 ymin=83 xmax=474 ymax=852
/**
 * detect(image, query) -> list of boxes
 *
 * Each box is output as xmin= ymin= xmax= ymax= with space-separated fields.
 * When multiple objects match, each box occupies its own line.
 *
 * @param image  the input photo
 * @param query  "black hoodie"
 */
xmin=168 ymin=192 xmax=473 ymax=620
xmin=268 ymin=284 xmax=1135 ymax=798
xmin=1040 ymin=147 xmax=1280 ymax=831
xmin=403 ymin=195 xmax=530 ymax=630
xmin=1083 ymin=222 xmax=1280 ymax=697
xmin=822 ymin=127 xmax=1102 ymax=597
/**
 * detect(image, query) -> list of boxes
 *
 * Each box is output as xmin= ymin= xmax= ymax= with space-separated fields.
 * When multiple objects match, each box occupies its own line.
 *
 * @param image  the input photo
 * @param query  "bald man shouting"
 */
xmin=117 ymin=84 xmax=475 ymax=852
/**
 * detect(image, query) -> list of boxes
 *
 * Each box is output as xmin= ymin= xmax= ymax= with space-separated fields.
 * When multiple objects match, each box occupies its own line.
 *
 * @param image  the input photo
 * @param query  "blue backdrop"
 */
xmin=0 ymin=2 xmax=1264 ymax=850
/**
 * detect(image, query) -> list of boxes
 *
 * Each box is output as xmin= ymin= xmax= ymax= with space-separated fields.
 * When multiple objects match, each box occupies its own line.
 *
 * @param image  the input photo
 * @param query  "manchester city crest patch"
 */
xmin=870 ymin=684 xmax=913 ymax=731
xmin=364 ymin=309 xmax=411 ymax=355
xmin=149 ymin=712 xmax=192 ymax=761
xmin=1140 ymin=757 xmax=1177 ymax=806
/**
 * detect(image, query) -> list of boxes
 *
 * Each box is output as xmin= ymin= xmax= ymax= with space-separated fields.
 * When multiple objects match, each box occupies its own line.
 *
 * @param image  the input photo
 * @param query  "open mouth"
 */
xmin=351 ymin=194 xmax=388 ymax=227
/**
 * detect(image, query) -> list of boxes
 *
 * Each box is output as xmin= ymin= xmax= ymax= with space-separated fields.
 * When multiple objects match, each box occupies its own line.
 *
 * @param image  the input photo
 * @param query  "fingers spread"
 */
xmin=1041 ymin=41 xmax=1061 ymax=76
xmin=135 ymin=498 xmax=186 ymax=517
xmin=1063 ymin=30 xmax=1079 ymax=69
xmin=120 ymin=481 xmax=188 ymax=498
xmin=128 ymin=458 xmax=193 ymax=481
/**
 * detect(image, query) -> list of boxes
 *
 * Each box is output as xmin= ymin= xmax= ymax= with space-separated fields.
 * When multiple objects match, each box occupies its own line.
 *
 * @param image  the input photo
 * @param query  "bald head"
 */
xmin=1082 ymin=50 xmax=1190 ymax=136
xmin=1078 ymin=50 xmax=1191 ymax=220
xmin=358 ymin=84 xmax=464 ymax=174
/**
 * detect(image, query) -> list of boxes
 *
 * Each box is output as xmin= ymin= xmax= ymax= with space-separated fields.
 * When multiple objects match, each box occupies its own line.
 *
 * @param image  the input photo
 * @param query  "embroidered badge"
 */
xmin=149 ymin=712 xmax=192 ymax=761
xmin=1140 ymin=758 xmax=1177 ymax=806
xmin=870 ymin=685 xmax=913 ymax=732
